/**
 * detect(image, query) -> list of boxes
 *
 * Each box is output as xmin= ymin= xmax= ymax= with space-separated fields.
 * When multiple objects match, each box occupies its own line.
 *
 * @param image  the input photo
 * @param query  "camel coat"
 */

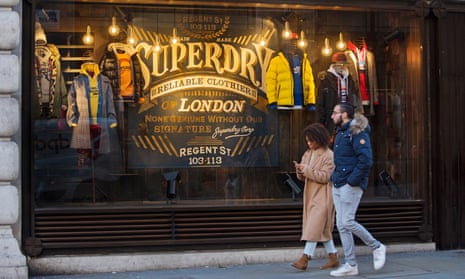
xmin=296 ymin=147 xmax=335 ymax=242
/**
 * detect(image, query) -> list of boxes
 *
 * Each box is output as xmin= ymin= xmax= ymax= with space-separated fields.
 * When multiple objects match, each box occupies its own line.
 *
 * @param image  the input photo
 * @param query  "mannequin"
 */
xmin=317 ymin=52 xmax=361 ymax=134
xmin=265 ymin=33 xmax=316 ymax=110
xmin=67 ymin=62 xmax=118 ymax=166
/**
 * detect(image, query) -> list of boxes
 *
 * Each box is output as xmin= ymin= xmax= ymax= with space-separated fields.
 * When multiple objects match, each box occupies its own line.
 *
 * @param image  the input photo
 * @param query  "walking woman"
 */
xmin=292 ymin=123 xmax=339 ymax=271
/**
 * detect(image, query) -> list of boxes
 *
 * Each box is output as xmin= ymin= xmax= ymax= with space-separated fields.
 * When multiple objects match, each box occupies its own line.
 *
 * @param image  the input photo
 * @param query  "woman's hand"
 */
xmin=294 ymin=161 xmax=304 ymax=174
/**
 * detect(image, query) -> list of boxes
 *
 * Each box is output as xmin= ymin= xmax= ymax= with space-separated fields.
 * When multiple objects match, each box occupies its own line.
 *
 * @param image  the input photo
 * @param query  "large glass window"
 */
xmin=31 ymin=2 xmax=424 ymax=206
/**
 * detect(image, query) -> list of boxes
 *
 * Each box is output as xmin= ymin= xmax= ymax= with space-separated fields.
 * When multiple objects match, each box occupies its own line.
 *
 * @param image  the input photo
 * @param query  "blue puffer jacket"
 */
xmin=331 ymin=112 xmax=373 ymax=190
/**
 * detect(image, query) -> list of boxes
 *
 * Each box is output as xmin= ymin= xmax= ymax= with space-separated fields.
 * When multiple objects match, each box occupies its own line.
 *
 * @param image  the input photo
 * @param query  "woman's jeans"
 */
xmin=333 ymin=184 xmax=380 ymax=266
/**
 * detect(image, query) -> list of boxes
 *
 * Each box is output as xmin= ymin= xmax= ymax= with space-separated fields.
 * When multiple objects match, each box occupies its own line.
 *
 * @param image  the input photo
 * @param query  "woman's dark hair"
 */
xmin=338 ymin=103 xmax=355 ymax=118
xmin=303 ymin=123 xmax=330 ymax=148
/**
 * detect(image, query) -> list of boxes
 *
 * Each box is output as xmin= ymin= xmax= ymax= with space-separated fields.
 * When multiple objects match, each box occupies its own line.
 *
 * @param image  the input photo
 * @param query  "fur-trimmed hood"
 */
xmin=328 ymin=64 xmax=349 ymax=79
xmin=350 ymin=112 xmax=370 ymax=135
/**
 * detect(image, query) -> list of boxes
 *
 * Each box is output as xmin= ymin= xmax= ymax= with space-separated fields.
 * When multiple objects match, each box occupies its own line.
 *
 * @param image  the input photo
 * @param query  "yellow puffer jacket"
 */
xmin=265 ymin=51 xmax=316 ymax=106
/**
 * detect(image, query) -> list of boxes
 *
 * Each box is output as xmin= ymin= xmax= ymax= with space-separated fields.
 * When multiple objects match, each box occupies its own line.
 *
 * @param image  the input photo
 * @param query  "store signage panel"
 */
xmin=127 ymin=14 xmax=278 ymax=168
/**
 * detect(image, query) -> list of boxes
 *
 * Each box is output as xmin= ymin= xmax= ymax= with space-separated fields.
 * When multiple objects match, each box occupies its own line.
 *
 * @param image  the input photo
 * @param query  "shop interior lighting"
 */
xmin=82 ymin=25 xmax=94 ymax=45
xmin=321 ymin=37 xmax=333 ymax=56
xmin=259 ymin=35 xmax=267 ymax=46
xmin=108 ymin=16 xmax=121 ymax=36
xmin=154 ymin=34 xmax=161 ymax=52
xmin=171 ymin=27 xmax=179 ymax=44
xmin=154 ymin=12 xmax=161 ymax=51
xmin=258 ymin=29 xmax=269 ymax=46
xmin=258 ymin=18 xmax=276 ymax=47
xmin=258 ymin=17 xmax=271 ymax=46
xmin=126 ymin=25 xmax=136 ymax=45
xmin=336 ymin=32 xmax=347 ymax=50
xmin=298 ymin=31 xmax=307 ymax=49
xmin=282 ymin=21 xmax=291 ymax=40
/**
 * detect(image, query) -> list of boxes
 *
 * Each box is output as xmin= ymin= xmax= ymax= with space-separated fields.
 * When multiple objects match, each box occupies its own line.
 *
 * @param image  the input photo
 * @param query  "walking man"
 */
xmin=329 ymin=103 xmax=386 ymax=276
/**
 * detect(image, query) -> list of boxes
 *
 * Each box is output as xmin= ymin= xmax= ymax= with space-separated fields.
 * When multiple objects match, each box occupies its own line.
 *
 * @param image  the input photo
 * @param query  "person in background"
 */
xmin=329 ymin=103 xmax=386 ymax=277
xmin=291 ymin=123 xmax=339 ymax=271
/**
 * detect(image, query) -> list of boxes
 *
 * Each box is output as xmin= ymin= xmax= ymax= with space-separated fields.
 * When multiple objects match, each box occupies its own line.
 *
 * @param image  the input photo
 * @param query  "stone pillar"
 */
xmin=0 ymin=0 xmax=28 ymax=278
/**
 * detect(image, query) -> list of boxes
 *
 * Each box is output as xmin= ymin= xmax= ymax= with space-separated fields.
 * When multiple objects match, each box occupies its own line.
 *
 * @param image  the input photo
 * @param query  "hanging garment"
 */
xmin=347 ymin=40 xmax=379 ymax=115
xmin=67 ymin=62 xmax=117 ymax=156
xmin=34 ymin=44 xmax=67 ymax=118
xmin=99 ymin=43 xmax=146 ymax=103
xmin=291 ymin=54 xmax=304 ymax=107
xmin=265 ymin=51 xmax=316 ymax=109
xmin=116 ymin=52 xmax=135 ymax=99
xmin=348 ymin=40 xmax=369 ymax=105
xmin=317 ymin=65 xmax=361 ymax=134
xmin=328 ymin=65 xmax=350 ymax=103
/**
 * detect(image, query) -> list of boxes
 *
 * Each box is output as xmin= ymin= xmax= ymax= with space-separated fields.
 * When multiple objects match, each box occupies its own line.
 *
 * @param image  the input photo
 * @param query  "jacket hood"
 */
xmin=350 ymin=112 xmax=370 ymax=135
xmin=80 ymin=62 xmax=101 ymax=77
xmin=328 ymin=64 xmax=349 ymax=79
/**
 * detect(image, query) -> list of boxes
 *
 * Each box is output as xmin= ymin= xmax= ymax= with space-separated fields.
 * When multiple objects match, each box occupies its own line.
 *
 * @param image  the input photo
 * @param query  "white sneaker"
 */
xmin=330 ymin=262 xmax=359 ymax=277
xmin=373 ymin=243 xmax=386 ymax=270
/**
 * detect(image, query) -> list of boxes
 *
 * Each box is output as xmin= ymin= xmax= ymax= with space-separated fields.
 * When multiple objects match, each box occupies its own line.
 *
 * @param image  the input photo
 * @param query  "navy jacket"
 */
xmin=331 ymin=113 xmax=373 ymax=190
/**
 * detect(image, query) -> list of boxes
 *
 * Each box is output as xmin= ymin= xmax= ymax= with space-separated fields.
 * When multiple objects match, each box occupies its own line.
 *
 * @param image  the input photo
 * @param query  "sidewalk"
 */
xmin=30 ymin=246 xmax=465 ymax=279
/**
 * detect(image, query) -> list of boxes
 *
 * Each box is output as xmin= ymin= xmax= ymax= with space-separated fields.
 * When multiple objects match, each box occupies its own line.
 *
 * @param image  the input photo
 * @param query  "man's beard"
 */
xmin=334 ymin=116 xmax=343 ymax=126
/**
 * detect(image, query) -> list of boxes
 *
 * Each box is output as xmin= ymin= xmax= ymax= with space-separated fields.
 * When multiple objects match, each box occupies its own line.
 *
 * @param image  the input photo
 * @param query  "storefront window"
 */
xmin=31 ymin=2 xmax=423 ymax=206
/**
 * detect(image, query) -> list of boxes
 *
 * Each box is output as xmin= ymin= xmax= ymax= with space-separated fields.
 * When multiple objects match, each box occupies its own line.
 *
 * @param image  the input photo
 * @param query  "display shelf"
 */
xmin=47 ymin=33 xmax=95 ymax=85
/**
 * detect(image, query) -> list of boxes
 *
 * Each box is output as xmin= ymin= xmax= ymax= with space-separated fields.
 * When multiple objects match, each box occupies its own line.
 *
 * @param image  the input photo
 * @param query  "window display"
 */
xmin=32 ymin=3 xmax=422 ymax=206
xmin=316 ymin=51 xmax=361 ymax=134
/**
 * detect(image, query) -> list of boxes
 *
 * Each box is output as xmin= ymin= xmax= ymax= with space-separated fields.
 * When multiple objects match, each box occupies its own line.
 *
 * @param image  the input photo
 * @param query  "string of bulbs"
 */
xmin=321 ymin=32 xmax=347 ymax=56
xmin=85 ymin=15 xmax=348 ymax=58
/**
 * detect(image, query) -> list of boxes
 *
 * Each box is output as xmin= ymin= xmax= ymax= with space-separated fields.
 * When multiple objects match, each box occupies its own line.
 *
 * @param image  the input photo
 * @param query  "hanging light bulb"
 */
xmin=82 ymin=25 xmax=94 ymax=45
xmin=108 ymin=16 xmax=120 ymax=36
xmin=282 ymin=21 xmax=291 ymax=40
xmin=336 ymin=32 xmax=347 ymax=50
xmin=258 ymin=28 xmax=269 ymax=46
xmin=258 ymin=35 xmax=266 ymax=46
xmin=154 ymin=34 xmax=161 ymax=52
xmin=258 ymin=18 xmax=270 ymax=47
xmin=298 ymin=31 xmax=307 ymax=49
xmin=171 ymin=27 xmax=179 ymax=44
xmin=127 ymin=25 xmax=136 ymax=45
xmin=321 ymin=37 xmax=333 ymax=56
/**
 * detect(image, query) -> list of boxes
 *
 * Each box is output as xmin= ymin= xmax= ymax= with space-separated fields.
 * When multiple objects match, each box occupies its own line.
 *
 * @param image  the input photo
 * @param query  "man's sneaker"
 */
xmin=373 ymin=243 xmax=386 ymax=270
xmin=330 ymin=262 xmax=359 ymax=277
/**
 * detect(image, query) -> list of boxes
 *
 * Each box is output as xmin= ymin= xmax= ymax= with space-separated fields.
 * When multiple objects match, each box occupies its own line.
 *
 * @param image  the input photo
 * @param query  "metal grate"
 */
xmin=27 ymin=200 xmax=425 ymax=256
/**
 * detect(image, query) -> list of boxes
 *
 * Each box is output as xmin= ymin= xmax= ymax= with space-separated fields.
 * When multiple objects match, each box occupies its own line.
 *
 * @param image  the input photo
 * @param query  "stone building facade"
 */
xmin=0 ymin=0 xmax=27 ymax=278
